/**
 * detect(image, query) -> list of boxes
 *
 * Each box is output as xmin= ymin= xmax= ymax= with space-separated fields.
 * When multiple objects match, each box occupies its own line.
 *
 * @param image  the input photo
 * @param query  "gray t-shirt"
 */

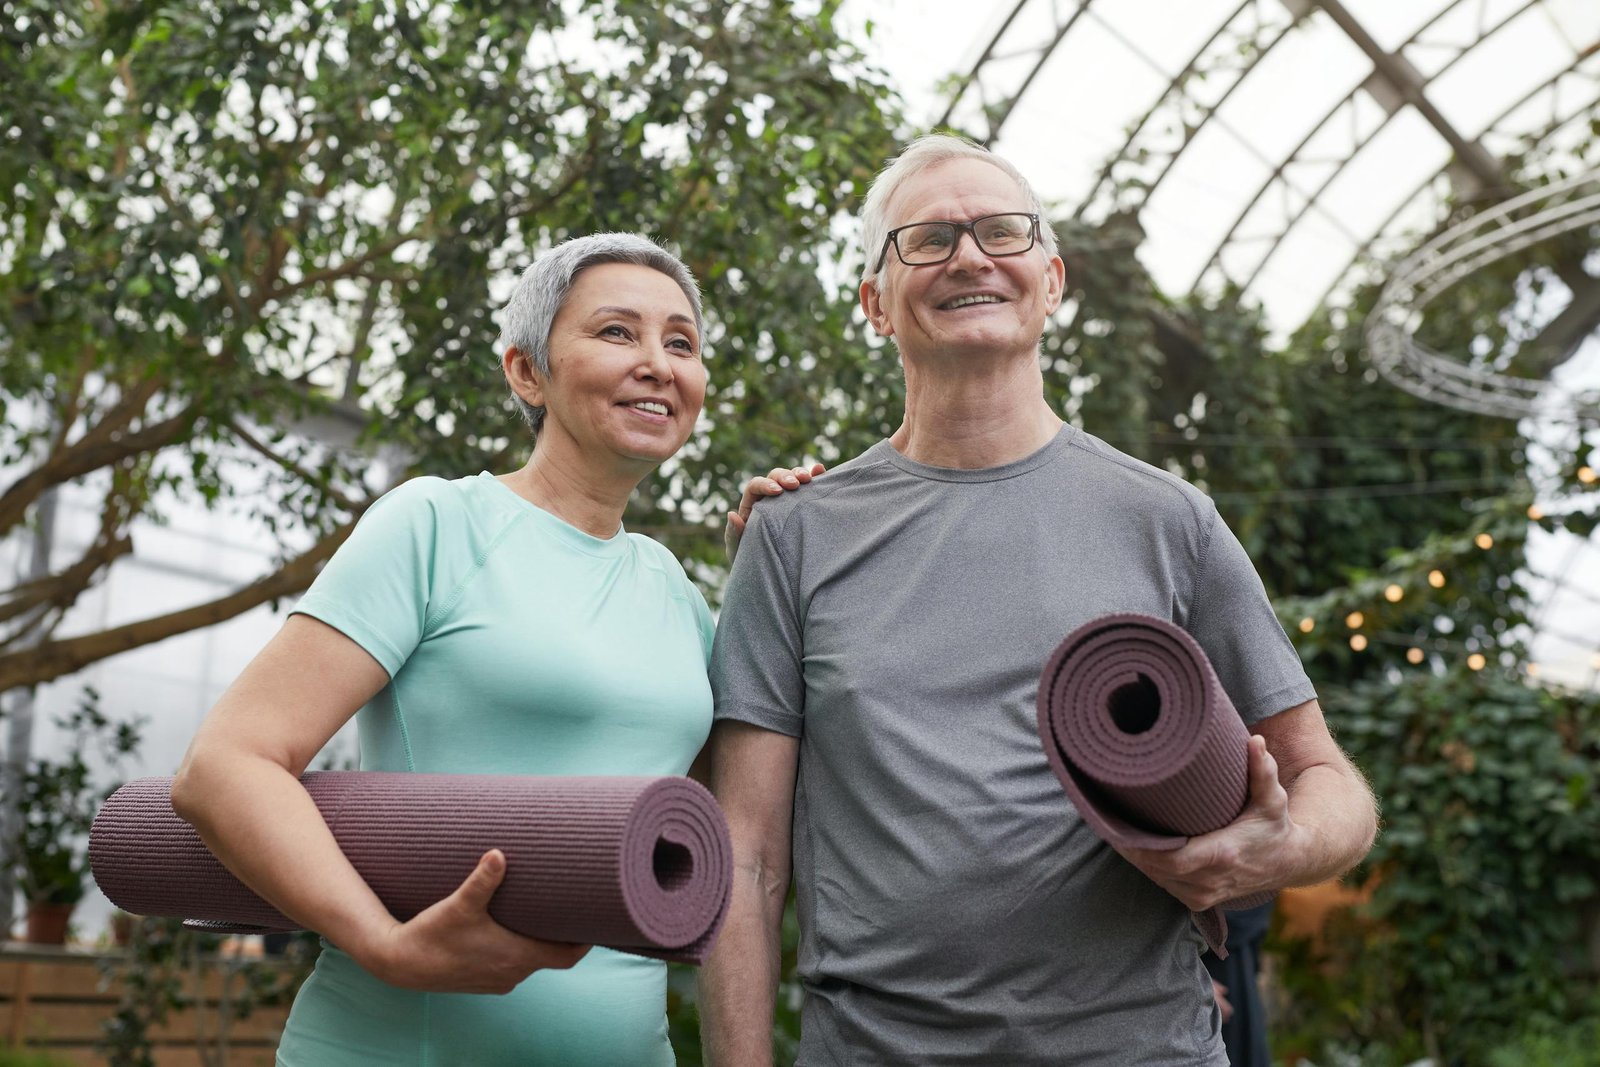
xmin=711 ymin=425 xmax=1316 ymax=1066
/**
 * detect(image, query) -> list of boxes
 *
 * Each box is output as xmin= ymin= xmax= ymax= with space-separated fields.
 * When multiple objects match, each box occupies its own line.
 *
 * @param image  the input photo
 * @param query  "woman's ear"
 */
xmin=503 ymin=346 xmax=545 ymax=408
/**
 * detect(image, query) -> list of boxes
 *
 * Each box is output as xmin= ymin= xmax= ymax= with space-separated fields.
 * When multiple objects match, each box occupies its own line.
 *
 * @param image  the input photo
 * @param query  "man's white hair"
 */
xmin=497 ymin=233 xmax=703 ymax=436
xmin=859 ymin=134 xmax=1058 ymax=287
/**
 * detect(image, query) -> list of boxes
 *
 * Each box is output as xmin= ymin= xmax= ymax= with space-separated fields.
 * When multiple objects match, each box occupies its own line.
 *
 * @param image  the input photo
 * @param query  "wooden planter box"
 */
xmin=1 ymin=942 xmax=293 ymax=1066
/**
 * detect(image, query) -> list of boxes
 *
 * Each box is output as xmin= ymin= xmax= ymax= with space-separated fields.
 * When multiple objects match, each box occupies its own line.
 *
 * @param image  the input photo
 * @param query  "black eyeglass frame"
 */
xmin=874 ymin=212 xmax=1042 ymax=272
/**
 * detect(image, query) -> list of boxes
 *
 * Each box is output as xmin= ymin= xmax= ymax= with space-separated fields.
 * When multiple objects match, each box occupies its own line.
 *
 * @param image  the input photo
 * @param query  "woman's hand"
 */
xmin=361 ymin=849 xmax=591 ymax=994
xmin=725 ymin=463 xmax=825 ymax=561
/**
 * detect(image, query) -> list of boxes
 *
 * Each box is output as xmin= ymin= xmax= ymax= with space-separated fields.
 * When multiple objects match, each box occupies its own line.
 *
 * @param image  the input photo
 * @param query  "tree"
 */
xmin=0 ymin=0 xmax=903 ymax=694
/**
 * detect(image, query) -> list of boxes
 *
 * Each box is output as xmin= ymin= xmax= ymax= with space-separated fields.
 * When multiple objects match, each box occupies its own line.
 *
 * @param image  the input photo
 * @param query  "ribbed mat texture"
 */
xmin=89 ymin=773 xmax=732 ymax=965
xmin=1036 ymin=613 xmax=1274 ymax=956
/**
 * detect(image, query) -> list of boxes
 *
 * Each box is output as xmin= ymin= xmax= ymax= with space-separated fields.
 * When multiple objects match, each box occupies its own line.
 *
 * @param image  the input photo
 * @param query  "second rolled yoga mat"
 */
xmin=90 ymin=773 xmax=732 ymax=965
xmin=1036 ymin=613 xmax=1273 ymax=956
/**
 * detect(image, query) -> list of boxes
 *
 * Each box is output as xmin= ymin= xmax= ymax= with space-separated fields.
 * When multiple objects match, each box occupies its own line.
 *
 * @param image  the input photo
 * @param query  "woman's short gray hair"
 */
xmin=497 ymin=233 xmax=704 ymax=436
xmin=859 ymin=134 xmax=1058 ymax=287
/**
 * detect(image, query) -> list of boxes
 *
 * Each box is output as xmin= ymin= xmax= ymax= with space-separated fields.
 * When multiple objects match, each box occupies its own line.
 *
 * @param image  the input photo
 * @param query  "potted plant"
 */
xmin=10 ymin=688 xmax=141 ymax=944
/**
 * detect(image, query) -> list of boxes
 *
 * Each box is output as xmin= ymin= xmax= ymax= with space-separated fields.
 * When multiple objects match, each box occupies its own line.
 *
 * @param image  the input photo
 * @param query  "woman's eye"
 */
xmin=602 ymin=325 xmax=631 ymax=339
xmin=669 ymin=337 xmax=697 ymax=353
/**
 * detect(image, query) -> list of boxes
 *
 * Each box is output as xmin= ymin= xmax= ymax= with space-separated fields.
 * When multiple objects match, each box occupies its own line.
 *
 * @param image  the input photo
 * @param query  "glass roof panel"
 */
xmin=1339 ymin=0 xmax=1454 ymax=53
xmin=1428 ymin=5 xmax=1584 ymax=138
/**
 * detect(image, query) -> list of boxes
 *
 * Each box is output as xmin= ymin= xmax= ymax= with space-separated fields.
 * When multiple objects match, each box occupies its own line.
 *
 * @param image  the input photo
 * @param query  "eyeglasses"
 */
xmin=875 ymin=212 xmax=1040 ymax=271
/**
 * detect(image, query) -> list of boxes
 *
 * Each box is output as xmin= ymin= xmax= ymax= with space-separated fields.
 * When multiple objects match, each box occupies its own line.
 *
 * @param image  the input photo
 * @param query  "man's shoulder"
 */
xmin=746 ymin=442 xmax=898 ymax=525
xmin=1066 ymin=430 xmax=1214 ymax=526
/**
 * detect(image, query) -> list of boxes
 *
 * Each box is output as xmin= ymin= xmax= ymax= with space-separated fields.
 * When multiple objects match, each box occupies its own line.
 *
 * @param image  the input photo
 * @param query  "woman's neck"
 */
xmin=499 ymin=438 xmax=643 ymax=538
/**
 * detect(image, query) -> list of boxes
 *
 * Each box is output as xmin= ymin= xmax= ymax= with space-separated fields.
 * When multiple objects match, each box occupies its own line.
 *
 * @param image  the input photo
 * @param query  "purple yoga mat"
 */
xmin=89 ymin=772 xmax=732 ymax=965
xmin=1036 ymin=613 xmax=1273 ymax=956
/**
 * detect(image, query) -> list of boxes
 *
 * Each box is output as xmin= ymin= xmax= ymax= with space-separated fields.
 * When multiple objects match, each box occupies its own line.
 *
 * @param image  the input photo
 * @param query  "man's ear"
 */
xmin=503 ymin=346 xmax=545 ymax=408
xmin=860 ymin=279 xmax=894 ymax=338
xmin=1043 ymin=254 xmax=1066 ymax=314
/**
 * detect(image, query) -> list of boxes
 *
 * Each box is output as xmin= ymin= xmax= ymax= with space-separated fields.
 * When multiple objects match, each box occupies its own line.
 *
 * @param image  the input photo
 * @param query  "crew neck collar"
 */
xmin=876 ymin=424 xmax=1077 ymax=483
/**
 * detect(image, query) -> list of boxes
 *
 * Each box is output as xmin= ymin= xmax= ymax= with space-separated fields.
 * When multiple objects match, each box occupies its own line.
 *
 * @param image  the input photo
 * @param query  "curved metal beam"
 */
xmin=1196 ymin=0 xmax=1524 ymax=290
xmin=1315 ymin=50 xmax=1600 ymax=315
xmin=935 ymin=0 xmax=1098 ymax=145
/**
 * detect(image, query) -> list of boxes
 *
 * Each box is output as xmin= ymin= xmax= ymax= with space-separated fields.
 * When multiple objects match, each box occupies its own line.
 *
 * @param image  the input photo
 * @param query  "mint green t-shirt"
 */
xmin=275 ymin=473 xmax=715 ymax=1066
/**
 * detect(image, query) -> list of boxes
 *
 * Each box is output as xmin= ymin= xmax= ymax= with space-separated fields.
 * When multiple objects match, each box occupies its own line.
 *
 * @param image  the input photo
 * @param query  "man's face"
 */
xmin=861 ymin=158 xmax=1064 ymax=364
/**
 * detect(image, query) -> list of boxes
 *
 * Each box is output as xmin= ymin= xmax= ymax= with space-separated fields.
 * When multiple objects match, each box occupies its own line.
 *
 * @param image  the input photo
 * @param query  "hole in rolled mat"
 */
xmin=1108 ymin=673 xmax=1161 ymax=734
xmin=653 ymin=839 xmax=693 ymax=891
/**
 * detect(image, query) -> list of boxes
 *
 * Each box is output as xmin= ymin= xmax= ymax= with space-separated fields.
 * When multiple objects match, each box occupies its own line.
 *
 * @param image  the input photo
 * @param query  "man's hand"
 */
xmin=1117 ymin=735 xmax=1302 ymax=911
xmin=1211 ymin=979 xmax=1233 ymax=1023
xmin=724 ymin=463 xmax=825 ymax=561
xmin=360 ymin=849 xmax=591 ymax=994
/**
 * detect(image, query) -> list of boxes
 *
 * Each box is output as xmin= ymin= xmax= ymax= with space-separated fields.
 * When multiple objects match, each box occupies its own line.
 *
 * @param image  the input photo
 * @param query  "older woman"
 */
xmin=172 ymin=233 xmax=814 ymax=1065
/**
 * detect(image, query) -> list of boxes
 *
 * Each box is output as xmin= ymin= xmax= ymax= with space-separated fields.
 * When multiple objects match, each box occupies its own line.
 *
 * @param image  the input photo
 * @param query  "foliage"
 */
xmin=1272 ymin=668 xmax=1600 ymax=1064
xmin=9 ymin=686 xmax=141 ymax=905
xmin=0 ymin=0 xmax=902 ymax=693
xmin=1484 ymin=1007 xmax=1600 ymax=1067
xmin=98 ymin=917 xmax=316 ymax=1067
xmin=0 ymin=1049 xmax=77 ymax=1067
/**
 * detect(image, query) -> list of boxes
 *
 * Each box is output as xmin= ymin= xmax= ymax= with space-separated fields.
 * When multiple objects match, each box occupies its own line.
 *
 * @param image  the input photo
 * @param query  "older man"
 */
xmin=699 ymin=135 xmax=1376 ymax=1066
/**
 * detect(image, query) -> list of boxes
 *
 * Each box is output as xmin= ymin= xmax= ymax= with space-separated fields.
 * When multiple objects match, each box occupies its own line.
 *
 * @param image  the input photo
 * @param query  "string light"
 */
xmin=1428 ymin=570 xmax=1446 ymax=588
xmin=1345 ymin=611 xmax=1365 ymax=629
xmin=1526 ymin=663 xmax=1540 ymax=678
xmin=1528 ymin=505 xmax=1543 ymax=521
xmin=1580 ymin=466 xmax=1596 ymax=485
xmin=1467 ymin=653 xmax=1486 ymax=671
xmin=1350 ymin=635 xmax=1368 ymax=651
xmin=1406 ymin=647 xmax=1424 ymax=664
xmin=1475 ymin=533 xmax=1494 ymax=549
xmin=1384 ymin=584 xmax=1403 ymax=602
xmin=1298 ymin=617 xmax=1315 ymax=633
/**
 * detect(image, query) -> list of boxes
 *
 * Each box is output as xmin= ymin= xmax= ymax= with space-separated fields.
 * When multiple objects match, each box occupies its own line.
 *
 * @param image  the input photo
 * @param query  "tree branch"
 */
xmin=0 ymin=395 xmax=196 ymax=541
xmin=0 ymin=519 xmax=361 ymax=694
xmin=225 ymin=417 xmax=361 ymax=512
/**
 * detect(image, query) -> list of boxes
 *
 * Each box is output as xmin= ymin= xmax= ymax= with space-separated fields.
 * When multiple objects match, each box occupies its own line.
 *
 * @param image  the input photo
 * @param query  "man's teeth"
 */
xmin=943 ymin=295 xmax=1002 ymax=309
xmin=631 ymin=401 xmax=669 ymax=416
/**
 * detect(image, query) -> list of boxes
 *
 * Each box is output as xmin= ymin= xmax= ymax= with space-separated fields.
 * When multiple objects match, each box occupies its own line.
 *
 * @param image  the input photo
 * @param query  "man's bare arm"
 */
xmin=699 ymin=721 xmax=801 ymax=1067
xmin=1119 ymin=698 xmax=1378 ymax=910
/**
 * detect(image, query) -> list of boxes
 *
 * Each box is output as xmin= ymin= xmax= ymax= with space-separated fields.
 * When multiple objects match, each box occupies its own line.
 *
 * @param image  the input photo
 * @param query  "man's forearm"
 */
xmin=1281 ymin=757 xmax=1378 ymax=886
xmin=698 ymin=864 xmax=788 ymax=1067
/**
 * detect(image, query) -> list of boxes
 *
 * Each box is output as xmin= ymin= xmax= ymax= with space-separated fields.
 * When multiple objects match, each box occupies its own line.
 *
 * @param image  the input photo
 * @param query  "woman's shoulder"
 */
xmin=361 ymin=473 xmax=526 ymax=545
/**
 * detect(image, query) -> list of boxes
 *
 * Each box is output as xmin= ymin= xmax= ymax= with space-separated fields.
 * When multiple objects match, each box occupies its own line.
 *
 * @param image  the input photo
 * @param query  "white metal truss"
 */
xmin=1366 ymin=169 xmax=1600 ymax=420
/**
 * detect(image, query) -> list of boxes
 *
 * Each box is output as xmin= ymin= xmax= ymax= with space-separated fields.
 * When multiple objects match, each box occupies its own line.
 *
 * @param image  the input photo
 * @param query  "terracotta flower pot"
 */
xmin=24 ymin=901 xmax=75 ymax=944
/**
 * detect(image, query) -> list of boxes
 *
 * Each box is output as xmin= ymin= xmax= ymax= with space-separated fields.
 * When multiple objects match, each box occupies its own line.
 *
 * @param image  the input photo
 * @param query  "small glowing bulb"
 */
xmin=1349 ymin=634 xmax=1368 ymax=651
xmin=1526 ymin=662 xmax=1540 ymax=678
xmin=1406 ymin=647 xmax=1424 ymax=665
xmin=1528 ymin=505 xmax=1543 ymax=521
xmin=1579 ymin=466 xmax=1596 ymax=485
xmin=1467 ymin=653 xmax=1486 ymax=671
xmin=1384 ymin=584 xmax=1403 ymax=603
xmin=1475 ymin=533 xmax=1494 ymax=550
xmin=1428 ymin=570 xmax=1446 ymax=588
xmin=1298 ymin=617 xmax=1315 ymax=633
xmin=1345 ymin=611 xmax=1364 ymax=629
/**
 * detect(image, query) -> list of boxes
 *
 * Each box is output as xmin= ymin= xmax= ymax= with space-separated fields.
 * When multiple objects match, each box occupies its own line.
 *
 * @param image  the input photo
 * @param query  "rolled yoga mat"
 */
xmin=1036 ymin=613 xmax=1274 ymax=956
xmin=89 ymin=772 xmax=732 ymax=965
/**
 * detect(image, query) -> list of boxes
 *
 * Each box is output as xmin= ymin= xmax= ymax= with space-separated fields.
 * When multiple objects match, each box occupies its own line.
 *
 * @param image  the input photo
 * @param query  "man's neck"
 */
xmin=890 ymin=349 xmax=1063 ymax=469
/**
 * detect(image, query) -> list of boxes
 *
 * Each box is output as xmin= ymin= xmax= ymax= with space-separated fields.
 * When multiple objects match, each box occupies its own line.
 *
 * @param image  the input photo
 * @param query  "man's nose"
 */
xmin=946 ymin=228 xmax=991 ymax=270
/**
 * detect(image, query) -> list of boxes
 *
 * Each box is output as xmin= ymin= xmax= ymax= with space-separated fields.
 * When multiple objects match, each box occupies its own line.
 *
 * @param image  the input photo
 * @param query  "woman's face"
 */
xmin=520 ymin=262 xmax=707 ymax=472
